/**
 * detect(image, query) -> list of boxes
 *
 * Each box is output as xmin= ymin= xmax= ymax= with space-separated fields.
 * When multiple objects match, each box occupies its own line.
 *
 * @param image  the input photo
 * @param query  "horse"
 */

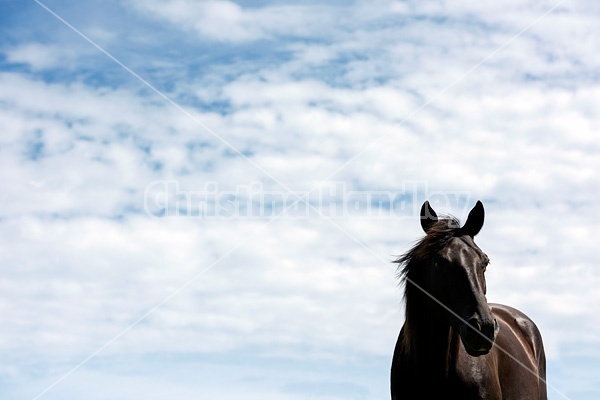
xmin=390 ymin=200 xmax=547 ymax=399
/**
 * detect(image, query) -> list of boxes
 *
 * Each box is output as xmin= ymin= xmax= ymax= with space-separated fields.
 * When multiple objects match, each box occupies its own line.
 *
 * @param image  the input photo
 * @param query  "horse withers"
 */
xmin=391 ymin=201 xmax=546 ymax=399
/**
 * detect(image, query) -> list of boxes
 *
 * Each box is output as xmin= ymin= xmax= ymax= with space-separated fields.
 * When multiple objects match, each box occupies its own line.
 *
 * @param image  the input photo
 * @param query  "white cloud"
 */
xmin=5 ymin=43 xmax=70 ymax=70
xmin=4 ymin=42 xmax=101 ymax=71
xmin=1 ymin=0 xmax=600 ymax=398
xmin=128 ymin=0 xmax=336 ymax=43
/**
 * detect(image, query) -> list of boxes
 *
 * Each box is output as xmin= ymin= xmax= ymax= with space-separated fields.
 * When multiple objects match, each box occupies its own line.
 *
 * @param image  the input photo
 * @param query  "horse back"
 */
xmin=490 ymin=303 xmax=547 ymax=400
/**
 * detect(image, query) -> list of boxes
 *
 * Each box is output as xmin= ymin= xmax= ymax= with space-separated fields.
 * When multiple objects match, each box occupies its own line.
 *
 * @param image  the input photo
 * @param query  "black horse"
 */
xmin=391 ymin=201 xmax=546 ymax=399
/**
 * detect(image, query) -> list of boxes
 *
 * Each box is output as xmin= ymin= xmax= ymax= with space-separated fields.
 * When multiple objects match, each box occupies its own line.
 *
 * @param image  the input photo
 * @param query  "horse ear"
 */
xmin=420 ymin=201 xmax=438 ymax=233
xmin=462 ymin=200 xmax=485 ymax=237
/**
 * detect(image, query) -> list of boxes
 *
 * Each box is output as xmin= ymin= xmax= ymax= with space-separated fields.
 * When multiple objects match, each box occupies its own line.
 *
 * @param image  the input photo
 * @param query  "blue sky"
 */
xmin=0 ymin=0 xmax=599 ymax=399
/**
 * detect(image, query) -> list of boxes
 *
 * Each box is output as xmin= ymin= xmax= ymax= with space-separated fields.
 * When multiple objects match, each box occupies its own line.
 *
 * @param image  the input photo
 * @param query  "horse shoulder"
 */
xmin=490 ymin=303 xmax=547 ymax=400
xmin=490 ymin=304 xmax=545 ymax=364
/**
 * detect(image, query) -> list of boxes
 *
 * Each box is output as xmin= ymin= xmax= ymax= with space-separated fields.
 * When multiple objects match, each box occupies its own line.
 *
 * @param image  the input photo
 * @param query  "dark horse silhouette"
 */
xmin=391 ymin=201 xmax=546 ymax=399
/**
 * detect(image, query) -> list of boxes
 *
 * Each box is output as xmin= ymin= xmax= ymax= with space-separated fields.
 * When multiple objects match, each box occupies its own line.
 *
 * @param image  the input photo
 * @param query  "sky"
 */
xmin=0 ymin=0 xmax=598 ymax=399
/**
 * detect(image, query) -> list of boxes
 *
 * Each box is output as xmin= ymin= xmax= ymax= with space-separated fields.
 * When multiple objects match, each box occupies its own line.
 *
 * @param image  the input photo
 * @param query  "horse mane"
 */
xmin=395 ymin=215 xmax=462 ymax=283
xmin=393 ymin=216 xmax=462 ymax=356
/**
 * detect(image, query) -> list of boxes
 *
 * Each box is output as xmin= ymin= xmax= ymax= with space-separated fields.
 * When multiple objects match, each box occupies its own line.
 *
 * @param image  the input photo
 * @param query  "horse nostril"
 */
xmin=468 ymin=317 xmax=482 ymax=332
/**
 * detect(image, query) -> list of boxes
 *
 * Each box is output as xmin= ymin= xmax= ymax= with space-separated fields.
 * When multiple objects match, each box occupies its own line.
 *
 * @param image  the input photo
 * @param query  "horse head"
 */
xmin=418 ymin=200 xmax=499 ymax=356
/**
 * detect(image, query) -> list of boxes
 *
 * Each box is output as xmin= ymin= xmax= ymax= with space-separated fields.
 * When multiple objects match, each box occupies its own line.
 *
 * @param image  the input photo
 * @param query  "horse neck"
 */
xmin=403 ymin=290 xmax=457 ymax=377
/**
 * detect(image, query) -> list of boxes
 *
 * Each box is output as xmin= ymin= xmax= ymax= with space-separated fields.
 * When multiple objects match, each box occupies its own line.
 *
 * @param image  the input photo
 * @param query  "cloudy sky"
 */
xmin=1 ymin=0 xmax=598 ymax=399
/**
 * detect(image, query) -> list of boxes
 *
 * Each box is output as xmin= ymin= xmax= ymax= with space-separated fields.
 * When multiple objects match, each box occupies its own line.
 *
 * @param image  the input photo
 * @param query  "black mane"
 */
xmin=393 ymin=216 xmax=462 ymax=356
xmin=394 ymin=216 xmax=462 ymax=284
xmin=394 ymin=216 xmax=462 ymax=330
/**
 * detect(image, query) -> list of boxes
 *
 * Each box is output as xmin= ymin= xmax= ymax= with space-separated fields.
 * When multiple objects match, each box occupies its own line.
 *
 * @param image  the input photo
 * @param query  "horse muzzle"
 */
xmin=459 ymin=316 xmax=499 ymax=356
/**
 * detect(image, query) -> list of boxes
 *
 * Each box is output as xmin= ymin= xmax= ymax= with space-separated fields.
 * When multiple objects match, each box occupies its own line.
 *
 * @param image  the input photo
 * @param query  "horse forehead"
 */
xmin=442 ymin=236 xmax=484 ymax=261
